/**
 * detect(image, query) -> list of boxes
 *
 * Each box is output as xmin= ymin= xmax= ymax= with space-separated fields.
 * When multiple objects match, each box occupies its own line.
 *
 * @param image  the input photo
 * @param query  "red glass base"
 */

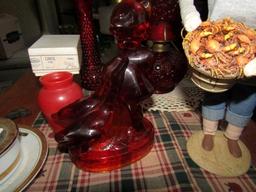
xmin=68 ymin=118 xmax=154 ymax=172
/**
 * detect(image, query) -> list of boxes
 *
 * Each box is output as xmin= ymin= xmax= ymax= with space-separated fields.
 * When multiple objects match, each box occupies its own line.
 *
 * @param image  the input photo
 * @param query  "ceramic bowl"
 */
xmin=190 ymin=68 xmax=236 ymax=93
xmin=0 ymin=118 xmax=21 ymax=181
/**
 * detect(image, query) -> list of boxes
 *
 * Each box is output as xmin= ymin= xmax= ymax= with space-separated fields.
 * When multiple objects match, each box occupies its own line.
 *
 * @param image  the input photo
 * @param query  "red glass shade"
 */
xmin=110 ymin=0 xmax=150 ymax=49
xmin=149 ymin=22 xmax=174 ymax=42
xmin=150 ymin=0 xmax=180 ymax=23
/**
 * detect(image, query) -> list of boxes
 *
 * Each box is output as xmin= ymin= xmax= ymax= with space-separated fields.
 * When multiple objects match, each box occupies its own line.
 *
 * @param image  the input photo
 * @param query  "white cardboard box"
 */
xmin=0 ymin=14 xmax=25 ymax=59
xmin=28 ymin=35 xmax=82 ymax=76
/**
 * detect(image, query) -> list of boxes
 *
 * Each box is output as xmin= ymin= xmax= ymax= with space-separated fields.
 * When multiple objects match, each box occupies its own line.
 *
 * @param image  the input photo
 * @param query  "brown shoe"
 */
xmin=202 ymin=134 xmax=214 ymax=151
xmin=227 ymin=139 xmax=242 ymax=158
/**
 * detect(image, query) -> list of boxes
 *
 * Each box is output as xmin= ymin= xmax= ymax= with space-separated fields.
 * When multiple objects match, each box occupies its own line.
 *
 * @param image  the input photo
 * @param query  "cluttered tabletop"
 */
xmin=1 ymin=0 xmax=256 ymax=191
xmin=0 ymin=70 xmax=256 ymax=192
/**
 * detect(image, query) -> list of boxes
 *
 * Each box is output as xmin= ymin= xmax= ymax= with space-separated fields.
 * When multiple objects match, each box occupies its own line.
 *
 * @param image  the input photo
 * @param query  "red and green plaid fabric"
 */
xmin=27 ymin=111 xmax=256 ymax=192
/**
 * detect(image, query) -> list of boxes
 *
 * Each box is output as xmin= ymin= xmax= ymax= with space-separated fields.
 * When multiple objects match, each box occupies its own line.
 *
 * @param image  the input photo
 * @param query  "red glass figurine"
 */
xmin=53 ymin=0 xmax=155 ymax=172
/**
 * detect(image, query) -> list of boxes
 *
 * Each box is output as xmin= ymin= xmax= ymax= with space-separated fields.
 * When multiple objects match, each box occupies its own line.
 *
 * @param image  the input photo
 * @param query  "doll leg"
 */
xmin=225 ymin=124 xmax=243 ymax=157
xmin=201 ymin=119 xmax=219 ymax=150
xmin=201 ymin=92 xmax=228 ymax=150
xmin=225 ymin=84 xmax=256 ymax=157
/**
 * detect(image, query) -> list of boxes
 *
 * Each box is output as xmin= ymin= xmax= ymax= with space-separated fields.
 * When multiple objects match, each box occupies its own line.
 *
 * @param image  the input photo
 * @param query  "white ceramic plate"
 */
xmin=0 ymin=126 xmax=48 ymax=192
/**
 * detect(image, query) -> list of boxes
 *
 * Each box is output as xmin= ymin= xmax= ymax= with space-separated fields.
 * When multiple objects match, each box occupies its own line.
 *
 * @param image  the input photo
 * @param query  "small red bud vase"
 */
xmin=38 ymin=71 xmax=83 ymax=134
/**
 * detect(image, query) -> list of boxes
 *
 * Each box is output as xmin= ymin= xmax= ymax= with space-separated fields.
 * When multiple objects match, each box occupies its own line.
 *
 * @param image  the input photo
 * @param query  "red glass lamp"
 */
xmin=147 ymin=0 xmax=187 ymax=93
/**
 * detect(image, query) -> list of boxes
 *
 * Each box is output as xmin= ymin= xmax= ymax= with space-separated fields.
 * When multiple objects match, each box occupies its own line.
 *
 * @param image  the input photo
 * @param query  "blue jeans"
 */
xmin=202 ymin=84 xmax=256 ymax=128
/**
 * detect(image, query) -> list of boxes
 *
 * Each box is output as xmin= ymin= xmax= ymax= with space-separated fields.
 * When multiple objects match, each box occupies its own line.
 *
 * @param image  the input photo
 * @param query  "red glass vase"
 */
xmin=74 ymin=0 xmax=103 ymax=91
xmin=38 ymin=72 xmax=83 ymax=134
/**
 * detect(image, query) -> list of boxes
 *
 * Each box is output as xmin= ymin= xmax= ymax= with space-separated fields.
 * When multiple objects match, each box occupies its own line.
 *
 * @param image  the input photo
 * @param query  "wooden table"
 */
xmin=0 ymin=69 xmax=40 ymax=125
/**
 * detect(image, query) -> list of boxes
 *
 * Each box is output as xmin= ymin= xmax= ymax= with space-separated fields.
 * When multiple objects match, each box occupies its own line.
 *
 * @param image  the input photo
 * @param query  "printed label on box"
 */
xmin=30 ymin=55 xmax=80 ymax=70
xmin=30 ymin=56 xmax=43 ymax=69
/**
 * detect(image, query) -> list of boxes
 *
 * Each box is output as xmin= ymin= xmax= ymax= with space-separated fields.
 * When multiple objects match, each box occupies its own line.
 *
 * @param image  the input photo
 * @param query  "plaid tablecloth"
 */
xmin=27 ymin=111 xmax=256 ymax=192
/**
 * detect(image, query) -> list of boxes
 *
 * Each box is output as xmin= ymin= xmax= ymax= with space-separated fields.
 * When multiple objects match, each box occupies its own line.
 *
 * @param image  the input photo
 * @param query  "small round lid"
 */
xmin=0 ymin=118 xmax=18 ymax=155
